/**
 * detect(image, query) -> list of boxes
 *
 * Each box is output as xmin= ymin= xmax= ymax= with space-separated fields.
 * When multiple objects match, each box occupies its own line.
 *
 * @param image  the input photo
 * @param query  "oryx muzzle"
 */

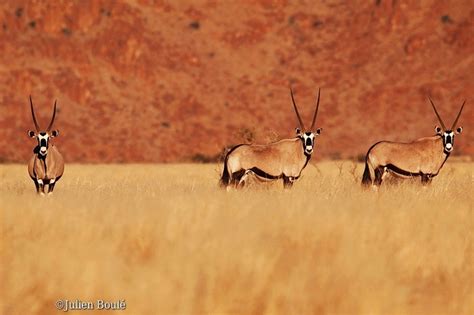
xmin=27 ymin=96 xmax=65 ymax=195
xmin=362 ymin=97 xmax=466 ymax=187
xmin=220 ymin=88 xmax=323 ymax=189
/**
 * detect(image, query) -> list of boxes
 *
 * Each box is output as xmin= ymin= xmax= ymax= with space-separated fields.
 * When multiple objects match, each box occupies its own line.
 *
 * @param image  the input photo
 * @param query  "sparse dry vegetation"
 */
xmin=1 ymin=162 xmax=473 ymax=314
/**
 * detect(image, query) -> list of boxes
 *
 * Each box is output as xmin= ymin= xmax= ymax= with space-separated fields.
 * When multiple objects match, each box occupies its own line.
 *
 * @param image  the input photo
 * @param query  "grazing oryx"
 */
xmin=27 ymin=96 xmax=64 ymax=195
xmin=220 ymin=88 xmax=323 ymax=189
xmin=362 ymin=97 xmax=465 ymax=187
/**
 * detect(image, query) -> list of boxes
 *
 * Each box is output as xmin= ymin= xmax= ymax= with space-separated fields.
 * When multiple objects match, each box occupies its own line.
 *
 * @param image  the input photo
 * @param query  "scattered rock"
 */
xmin=15 ymin=7 xmax=23 ymax=18
xmin=100 ymin=8 xmax=111 ymax=17
xmin=189 ymin=21 xmax=200 ymax=29
xmin=312 ymin=20 xmax=323 ymax=28
xmin=441 ymin=15 xmax=453 ymax=24
xmin=62 ymin=28 xmax=72 ymax=36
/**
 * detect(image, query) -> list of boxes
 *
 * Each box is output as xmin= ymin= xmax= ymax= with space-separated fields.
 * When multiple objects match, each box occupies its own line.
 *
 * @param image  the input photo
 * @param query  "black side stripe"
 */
xmin=302 ymin=153 xmax=311 ymax=169
xmin=42 ymin=157 xmax=47 ymax=179
xmin=250 ymin=167 xmax=282 ymax=180
xmin=386 ymin=164 xmax=421 ymax=177
xmin=434 ymin=152 xmax=450 ymax=176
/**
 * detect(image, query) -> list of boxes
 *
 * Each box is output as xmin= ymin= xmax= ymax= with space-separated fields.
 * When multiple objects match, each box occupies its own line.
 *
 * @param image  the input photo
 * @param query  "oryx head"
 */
xmin=429 ymin=97 xmax=465 ymax=154
xmin=290 ymin=88 xmax=323 ymax=155
xmin=27 ymin=96 xmax=59 ymax=157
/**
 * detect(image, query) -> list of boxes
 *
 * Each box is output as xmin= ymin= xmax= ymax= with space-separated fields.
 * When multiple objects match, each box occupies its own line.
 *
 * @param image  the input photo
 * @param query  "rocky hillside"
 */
xmin=0 ymin=0 xmax=472 ymax=163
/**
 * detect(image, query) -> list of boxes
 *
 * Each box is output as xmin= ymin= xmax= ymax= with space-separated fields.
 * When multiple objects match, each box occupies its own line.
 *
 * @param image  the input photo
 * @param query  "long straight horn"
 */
xmin=429 ymin=97 xmax=446 ymax=130
xmin=290 ymin=87 xmax=305 ymax=130
xmin=29 ymin=95 xmax=40 ymax=131
xmin=47 ymin=100 xmax=57 ymax=132
xmin=451 ymin=100 xmax=466 ymax=129
xmin=310 ymin=88 xmax=321 ymax=130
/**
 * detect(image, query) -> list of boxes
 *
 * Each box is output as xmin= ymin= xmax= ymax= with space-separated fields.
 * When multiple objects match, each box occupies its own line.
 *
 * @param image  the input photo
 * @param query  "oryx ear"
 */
xmin=51 ymin=130 xmax=59 ymax=137
xmin=435 ymin=126 xmax=442 ymax=135
xmin=456 ymin=127 xmax=463 ymax=134
xmin=28 ymin=130 xmax=36 ymax=138
xmin=315 ymin=128 xmax=322 ymax=135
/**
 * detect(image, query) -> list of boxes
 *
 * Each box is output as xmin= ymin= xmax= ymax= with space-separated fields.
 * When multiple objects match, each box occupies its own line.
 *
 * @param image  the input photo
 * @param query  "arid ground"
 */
xmin=1 ymin=162 xmax=472 ymax=314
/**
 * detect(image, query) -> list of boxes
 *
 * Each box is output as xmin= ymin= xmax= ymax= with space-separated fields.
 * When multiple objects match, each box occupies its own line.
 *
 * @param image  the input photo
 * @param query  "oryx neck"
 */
xmin=303 ymin=151 xmax=311 ymax=165
xmin=33 ymin=146 xmax=46 ymax=158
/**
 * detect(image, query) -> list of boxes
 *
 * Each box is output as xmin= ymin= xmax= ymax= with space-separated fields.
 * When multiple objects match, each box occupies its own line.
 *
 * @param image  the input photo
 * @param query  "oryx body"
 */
xmin=220 ymin=88 xmax=323 ymax=189
xmin=222 ymin=137 xmax=311 ymax=187
xmin=362 ymin=98 xmax=465 ymax=186
xmin=27 ymin=96 xmax=64 ymax=195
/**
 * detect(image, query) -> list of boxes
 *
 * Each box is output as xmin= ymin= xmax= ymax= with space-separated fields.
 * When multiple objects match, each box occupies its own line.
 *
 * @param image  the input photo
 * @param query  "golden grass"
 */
xmin=0 ymin=162 xmax=473 ymax=315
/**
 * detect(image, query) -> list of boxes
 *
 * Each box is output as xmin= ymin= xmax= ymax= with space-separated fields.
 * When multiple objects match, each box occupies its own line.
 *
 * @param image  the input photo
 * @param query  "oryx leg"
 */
xmin=381 ymin=167 xmax=389 ymax=181
xmin=37 ymin=179 xmax=45 ymax=195
xmin=230 ymin=169 xmax=246 ymax=188
xmin=421 ymin=173 xmax=432 ymax=185
xmin=48 ymin=178 xmax=56 ymax=194
xmin=33 ymin=179 xmax=40 ymax=193
xmin=238 ymin=170 xmax=255 ymax=188
xmin=374 ymin=166 xmax=385 ymax=186
xmin=282 ymin=176 xmax=296 ymax=189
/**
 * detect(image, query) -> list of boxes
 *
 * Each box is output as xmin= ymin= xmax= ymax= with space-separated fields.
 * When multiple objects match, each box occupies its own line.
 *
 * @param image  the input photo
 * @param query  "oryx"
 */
xmin=220 ymin=88 xmax=323 ymax=189
xmin=362 ymin=97 xmax=465 ymax=187
xmin=27 ymin=96 xmax=64 ymax=195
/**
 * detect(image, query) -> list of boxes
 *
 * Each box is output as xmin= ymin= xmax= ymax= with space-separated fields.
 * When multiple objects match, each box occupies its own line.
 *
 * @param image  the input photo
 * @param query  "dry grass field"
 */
xmin=0 ymin=162 xmax=473 ymax=315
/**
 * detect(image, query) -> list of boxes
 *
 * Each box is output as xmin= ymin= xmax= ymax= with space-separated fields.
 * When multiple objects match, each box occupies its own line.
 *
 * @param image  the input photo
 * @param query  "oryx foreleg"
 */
xmin=36 ymin=179 xmax=45 ymax=195
xmin=33 ymin=179 xmax=40 ymax=193
xmin=421 ymin=173 xmax=432 ymax=185
xmin=282 ymin=175 xmax=296 ymax=189
xmin=48 ymin=178 xmax=56 ymax=194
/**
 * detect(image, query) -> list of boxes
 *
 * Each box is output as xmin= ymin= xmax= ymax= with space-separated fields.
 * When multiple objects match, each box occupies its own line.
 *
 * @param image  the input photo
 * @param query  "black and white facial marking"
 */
xmin=28 ymin=130 xmax=59 ymax=156
xmin=436 ymin=126 xmax=462 ymax=154
xmin=296 ymin=128 xmax=322 ymax=155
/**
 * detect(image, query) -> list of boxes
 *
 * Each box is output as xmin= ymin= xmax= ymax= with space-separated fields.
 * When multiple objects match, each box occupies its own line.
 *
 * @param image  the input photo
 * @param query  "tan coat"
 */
xmin=367 ymin=136 xmax=447 ymax=176
xmin=227 ymin=138 xmax=309 ymax=178
xmin=28 ymin=145 xmax=64 ymax=182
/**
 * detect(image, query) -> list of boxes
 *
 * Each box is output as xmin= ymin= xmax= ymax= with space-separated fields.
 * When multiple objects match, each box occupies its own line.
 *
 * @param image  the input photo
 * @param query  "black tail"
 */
xmin=361 ymin=158 xmax=372 ymax=187
xmin=220 ymin=156 xmax=231 ymax=188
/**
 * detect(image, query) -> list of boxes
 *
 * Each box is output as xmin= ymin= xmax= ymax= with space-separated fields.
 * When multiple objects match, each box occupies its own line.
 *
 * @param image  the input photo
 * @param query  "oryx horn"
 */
xmin=429 ymin=97 xmax=446 ymax=130
xmin=47 ymin=100 xmax=57 ymax=132
xmin=290 ymin=87 xmax=305 ymax=130
xmin=451 ymin=100 xmax=465 ymax=130
xmin=29 ymin=95 xmax=40 ymax=131
xmin=310 ymin=88 xmax=321 ymax=130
